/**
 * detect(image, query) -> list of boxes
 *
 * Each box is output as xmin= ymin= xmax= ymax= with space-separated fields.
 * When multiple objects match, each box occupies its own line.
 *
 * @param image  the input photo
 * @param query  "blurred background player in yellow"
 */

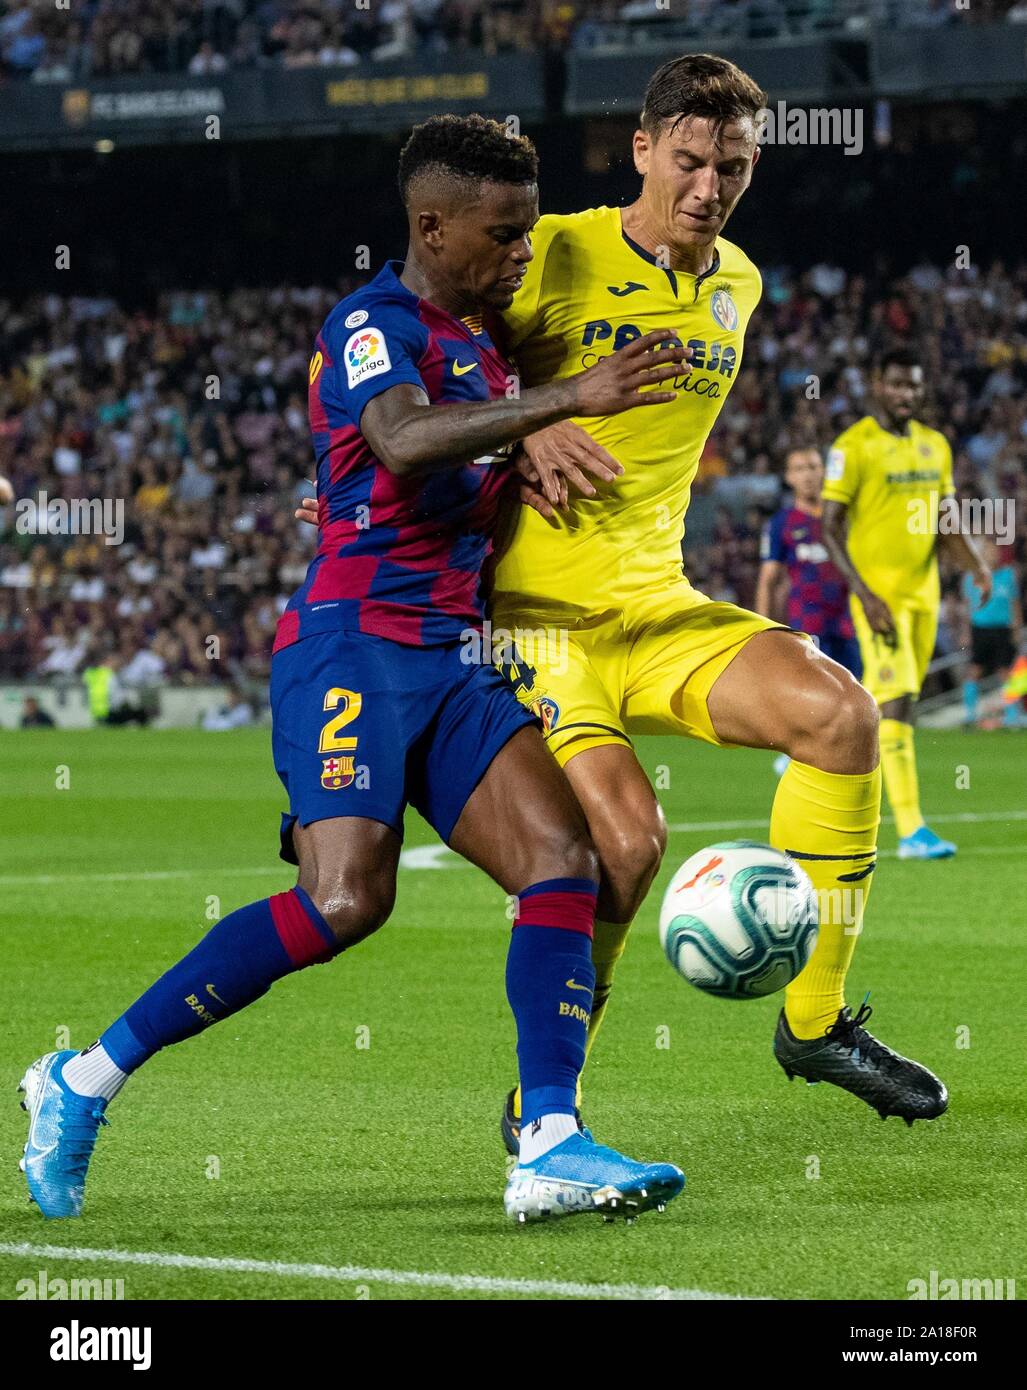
xmin=822 ymin=349 xmax=991 ymax=860
xmin=487 ymin=55 xmax=948 ymax=1144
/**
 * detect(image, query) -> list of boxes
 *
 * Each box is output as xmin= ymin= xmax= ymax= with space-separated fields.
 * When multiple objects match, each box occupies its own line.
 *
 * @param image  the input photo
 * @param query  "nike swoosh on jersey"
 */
xmin=565 ymin=978 xmax=591 ymax=992
xmin=452 ymin=360 xmax=478 ymax=376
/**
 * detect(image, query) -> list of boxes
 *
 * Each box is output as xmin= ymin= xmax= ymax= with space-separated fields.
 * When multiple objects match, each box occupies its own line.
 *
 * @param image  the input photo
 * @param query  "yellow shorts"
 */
xmin=850 ymin=595 xmax=937 ymax=704
xmin=490 ymin=584 xmax=784 ymax=766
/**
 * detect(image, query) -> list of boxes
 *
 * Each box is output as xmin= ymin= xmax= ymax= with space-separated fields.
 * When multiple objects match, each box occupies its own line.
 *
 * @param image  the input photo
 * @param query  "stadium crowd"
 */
xmin=3 ymin=0 xmax=1025 ymax=82
xmin=1 ymin=259 xmax=1025 ymax=705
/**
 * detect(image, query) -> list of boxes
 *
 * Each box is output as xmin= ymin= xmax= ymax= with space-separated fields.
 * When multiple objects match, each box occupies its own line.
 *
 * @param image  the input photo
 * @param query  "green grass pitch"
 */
xmin=1 ymin=727 xmax=1023 ymax=1300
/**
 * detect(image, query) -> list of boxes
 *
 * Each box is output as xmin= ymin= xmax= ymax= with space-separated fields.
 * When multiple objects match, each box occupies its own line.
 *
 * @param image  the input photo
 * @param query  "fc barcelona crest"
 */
xmin=321 ymin=756 xmax=356 ymax=790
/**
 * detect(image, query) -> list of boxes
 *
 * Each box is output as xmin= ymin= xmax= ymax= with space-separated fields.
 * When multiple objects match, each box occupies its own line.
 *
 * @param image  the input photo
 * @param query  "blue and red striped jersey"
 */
xmin=274 ymin=262 xmax=516 ymax=653
xmin=761 ymin=506 xmax=854 ymax=638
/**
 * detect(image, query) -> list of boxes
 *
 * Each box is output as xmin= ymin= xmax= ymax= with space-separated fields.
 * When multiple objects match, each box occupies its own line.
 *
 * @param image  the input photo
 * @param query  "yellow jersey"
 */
xmin=492 ymin=205 xmax=762 ymax=617
xmin=822 ymin=415 xmax=954 ymax=609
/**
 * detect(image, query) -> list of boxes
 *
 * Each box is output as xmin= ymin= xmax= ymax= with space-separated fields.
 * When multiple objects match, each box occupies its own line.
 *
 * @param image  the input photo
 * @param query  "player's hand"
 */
xmin=571 ymin=330 xmax=690 ymax=417
xmin=0 ymin=475 xmax=13 ymax=505
xmin=971 ymin=564 xmax=992 ymax=607
xmin=295 ymin=494 xmax=318 ymax=526
xmin=857 ymin=588 xmax=896 ymax=641
xmin=519 ymin=421 xmax=623 ymax=510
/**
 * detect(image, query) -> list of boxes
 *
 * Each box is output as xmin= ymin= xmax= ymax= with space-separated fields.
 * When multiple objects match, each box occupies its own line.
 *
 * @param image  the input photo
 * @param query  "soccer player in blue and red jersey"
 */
xmin=18 ymin=116 xmax=689 ymax=1225
xmin=756 ymin=446 xmax=860 ymax=775
xmin=756 ymin=446 xmax=861 ymax=679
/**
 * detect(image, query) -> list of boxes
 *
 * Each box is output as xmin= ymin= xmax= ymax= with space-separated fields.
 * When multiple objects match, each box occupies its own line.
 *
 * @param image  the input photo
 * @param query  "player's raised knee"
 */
xmin=815 ymin=669 xmax=879 ymax=771
xmin=309 ymin=875 xmax=396 ymax=949
xmin=596 ymin=813 xmax=667 ymax=917
xmin=542 ymin=823 xmax=600 ymax=888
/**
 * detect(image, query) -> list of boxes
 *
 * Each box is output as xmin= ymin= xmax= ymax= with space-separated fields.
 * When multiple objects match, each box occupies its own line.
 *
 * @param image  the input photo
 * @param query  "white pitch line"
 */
xmin=0 ymin=836 xmax=1021 ymax=888
xmin=0 ymin=1241 xmax=752 ymax=1301
xmin=0 ymin=810 xmax=1021 ymax=888
xmin=667 ymin=809 xmax=1027 ymax=833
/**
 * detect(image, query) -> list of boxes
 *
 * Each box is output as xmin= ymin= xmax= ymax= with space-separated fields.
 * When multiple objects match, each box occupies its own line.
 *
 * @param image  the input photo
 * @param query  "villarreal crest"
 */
xmin=321 ymin=756 xmax=356 ymax=790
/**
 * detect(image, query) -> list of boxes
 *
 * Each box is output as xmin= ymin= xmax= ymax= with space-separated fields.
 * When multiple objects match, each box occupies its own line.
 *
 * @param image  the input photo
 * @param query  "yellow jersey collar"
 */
xmin=620 ymin=227 xmax=721 ymax=302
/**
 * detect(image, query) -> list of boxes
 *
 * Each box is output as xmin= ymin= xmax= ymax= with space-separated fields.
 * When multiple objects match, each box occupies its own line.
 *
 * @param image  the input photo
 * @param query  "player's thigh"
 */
xmin=447 ymin=725 xmax=597 ymax=895
xmin=621 ymin=591 xmax=781 ymax=745
xmin=706 ymin=628 xmax=877 ymax=770
xmin=562 ymin=742 xmax=668 ymax=921
xmin=293 ymin=816 xmax=402 ymax=944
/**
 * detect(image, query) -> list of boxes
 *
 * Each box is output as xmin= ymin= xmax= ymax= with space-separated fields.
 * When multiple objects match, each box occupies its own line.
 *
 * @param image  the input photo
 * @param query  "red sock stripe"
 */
xmin=514 ymin=890 xmax=596 ymax=938
xmin=269 ymin=890 xmax=334 ymax=967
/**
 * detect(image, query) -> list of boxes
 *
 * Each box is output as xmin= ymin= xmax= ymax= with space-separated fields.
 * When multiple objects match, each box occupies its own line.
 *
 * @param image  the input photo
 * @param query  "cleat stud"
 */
xmin=640 ymin=1188 xmax=648 ymax=1199
xmin=602 ymin=1214 xmax=615 ymax=1224
xmin=904 ymin=1118 xmax=914 ymax=1128
xmin=517 ymin=1212 xmax=526 ymax=1224
xmin=19 ymin=1101 xmax=27 ymax=1112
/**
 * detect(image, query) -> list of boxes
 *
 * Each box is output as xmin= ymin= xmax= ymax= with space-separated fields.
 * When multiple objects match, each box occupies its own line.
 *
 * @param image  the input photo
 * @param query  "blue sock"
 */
xmin=963 ymin=679 xmax=979 ymax=722
xmin=505 ymin=878 xmax=598 ymax=1124
xmin=101 ymin=887 xmax=338 ymax=1073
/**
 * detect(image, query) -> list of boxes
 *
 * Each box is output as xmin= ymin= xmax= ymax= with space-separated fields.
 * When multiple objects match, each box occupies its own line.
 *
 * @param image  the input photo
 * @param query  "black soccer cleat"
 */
xmin=501 ymin=1088 xmax=521 ymax=1157
xmin=773 ymin=1000 xmax=948 ymax=1125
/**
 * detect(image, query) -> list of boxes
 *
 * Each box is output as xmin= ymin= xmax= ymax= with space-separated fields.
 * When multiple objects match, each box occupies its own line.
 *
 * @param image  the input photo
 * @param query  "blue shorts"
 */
xmin=270 ymin=630 xmax=538 ymax=863
xmin=815 ymin=631 xmax=862 ymax=679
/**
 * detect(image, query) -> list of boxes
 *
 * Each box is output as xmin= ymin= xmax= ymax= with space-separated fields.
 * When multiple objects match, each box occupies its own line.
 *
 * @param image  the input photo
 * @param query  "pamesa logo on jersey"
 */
xmin=710 ymin=287 xmax=738 ymax=332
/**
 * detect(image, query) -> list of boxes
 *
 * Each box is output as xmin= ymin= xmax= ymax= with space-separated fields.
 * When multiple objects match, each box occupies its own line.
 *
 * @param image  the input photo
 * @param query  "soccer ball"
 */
xmin=659 ymin=841 xmax=819 ymax=1000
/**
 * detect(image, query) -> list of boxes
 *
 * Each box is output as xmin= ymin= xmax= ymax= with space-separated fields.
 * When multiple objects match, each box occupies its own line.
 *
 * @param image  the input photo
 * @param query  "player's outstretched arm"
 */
xmin=822 ymin=499 xmax=896 ymax=639
xmin=361 ymin=330 xmax=687 ymax=479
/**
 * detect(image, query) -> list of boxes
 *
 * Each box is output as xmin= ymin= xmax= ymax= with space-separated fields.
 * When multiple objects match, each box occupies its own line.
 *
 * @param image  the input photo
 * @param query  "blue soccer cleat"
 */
xmin=897 ymin=825 xmax=957 ymax=860
xmin=504 ymin=1131 xmax=685 ymax=1224
xmin=18 ymin=1051 xmax=109 ymax=1218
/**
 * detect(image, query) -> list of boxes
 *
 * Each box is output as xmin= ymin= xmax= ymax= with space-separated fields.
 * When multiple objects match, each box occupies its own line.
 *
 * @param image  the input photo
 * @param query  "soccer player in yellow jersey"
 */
xmin=487 ymin=54 xmax=949 ymax=1141
xmin=822 ymin=349 xmax=991 ymax=859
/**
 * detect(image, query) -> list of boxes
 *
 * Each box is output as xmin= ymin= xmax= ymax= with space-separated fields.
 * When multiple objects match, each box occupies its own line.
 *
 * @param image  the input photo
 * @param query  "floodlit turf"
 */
xmin=1 ymin=727 xmax=1024 ymax=1300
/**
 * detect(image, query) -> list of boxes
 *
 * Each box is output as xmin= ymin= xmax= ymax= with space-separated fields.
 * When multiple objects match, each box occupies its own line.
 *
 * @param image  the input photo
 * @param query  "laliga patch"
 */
xmin=345 ymin=309 xmax=369 ymax=329
xmin=345 ymin=328 xmax=390 ymax=389
xmin=710 ymin=287 xmax=739 ymax=332
xmin=826 ymin=447 xmax=846 ymax=481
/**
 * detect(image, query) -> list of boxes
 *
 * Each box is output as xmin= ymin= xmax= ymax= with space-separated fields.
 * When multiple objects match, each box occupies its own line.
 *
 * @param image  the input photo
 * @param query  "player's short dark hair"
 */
xmin=398 ymin=114 xmax=538 ymax=201
xmin=875 ymin=347 xmax=922 ymax=375
xmin=641 ymin=53 xmax=766 ymax=142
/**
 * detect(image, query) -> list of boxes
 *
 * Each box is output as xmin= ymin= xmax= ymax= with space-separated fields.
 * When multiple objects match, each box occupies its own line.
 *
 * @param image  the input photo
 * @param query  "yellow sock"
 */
xmin=512 ymin=917 xmax=631 ymax=1120
xmin=879 ymin=718 xmax=924 ymax=840
xmin=771 ymin=759 xmax=881 ymax=1040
